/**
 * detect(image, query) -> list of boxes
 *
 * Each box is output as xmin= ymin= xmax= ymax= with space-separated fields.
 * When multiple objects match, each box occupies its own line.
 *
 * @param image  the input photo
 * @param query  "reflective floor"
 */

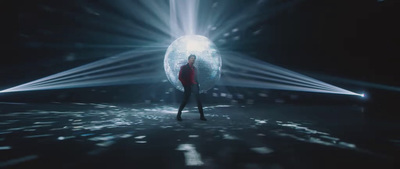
xmin=0 ymin=102 xmax=399 ymax=169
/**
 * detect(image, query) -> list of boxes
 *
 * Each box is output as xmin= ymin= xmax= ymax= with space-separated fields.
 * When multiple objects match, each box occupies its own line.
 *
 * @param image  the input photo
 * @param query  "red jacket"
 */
xmin=179 ymin=63 xmax=198 ymax=86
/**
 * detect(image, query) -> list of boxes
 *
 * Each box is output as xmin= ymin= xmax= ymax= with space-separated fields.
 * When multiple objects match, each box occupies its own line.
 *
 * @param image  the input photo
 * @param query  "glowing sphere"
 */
xmin=164 ymin=35 xmax=222 ymax=93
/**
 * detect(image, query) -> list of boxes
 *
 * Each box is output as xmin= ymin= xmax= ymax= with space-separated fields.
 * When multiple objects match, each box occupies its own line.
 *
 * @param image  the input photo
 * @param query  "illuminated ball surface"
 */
xmin=164 ymin=35 xmax=222 ymax=93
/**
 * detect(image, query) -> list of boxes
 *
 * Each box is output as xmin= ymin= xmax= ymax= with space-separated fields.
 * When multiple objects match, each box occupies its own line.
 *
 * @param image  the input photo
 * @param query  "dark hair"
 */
xmin=188 ymin=54 xmax=196 ymax=60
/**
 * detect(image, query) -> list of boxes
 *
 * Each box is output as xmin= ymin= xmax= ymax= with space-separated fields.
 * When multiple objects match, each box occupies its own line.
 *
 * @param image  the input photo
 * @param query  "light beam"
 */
xmin=3 ymin=0 xmax=372 ymax=99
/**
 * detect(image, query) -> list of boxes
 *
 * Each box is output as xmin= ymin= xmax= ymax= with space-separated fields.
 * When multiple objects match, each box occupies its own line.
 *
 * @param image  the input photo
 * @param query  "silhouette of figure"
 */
xmin=176 ymin=54 xmax=206 ymax=121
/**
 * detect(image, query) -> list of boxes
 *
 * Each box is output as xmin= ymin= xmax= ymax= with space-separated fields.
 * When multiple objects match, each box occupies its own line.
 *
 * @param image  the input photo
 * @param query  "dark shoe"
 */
xmin=176 ymin=116 xmax=182 ymax=121
xmin=200 ymin=116 xmax=207 ymax=121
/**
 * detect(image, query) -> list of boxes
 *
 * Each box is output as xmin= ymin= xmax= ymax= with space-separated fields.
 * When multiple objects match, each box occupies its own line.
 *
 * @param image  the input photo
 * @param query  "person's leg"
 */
xmin=193 ymin=85 xmax=206 ymax=121
xmin=177 ymin=85 xmax=191 ymax=120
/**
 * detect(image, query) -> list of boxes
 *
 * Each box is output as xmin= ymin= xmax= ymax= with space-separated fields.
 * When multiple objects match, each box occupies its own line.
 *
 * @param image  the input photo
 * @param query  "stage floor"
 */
xmin=0 ymin=102 xmax=399 ymax=169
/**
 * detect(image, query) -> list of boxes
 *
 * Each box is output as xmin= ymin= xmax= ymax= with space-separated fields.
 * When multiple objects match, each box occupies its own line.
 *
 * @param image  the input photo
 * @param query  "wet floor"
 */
xmin=0 ymin=102 xmax=399 ymax=169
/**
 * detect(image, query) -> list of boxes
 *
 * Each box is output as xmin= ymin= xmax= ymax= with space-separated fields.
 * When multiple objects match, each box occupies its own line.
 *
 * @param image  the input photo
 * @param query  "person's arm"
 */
xmin=178 ymin=66 xmax=187 ymax=86
xmin=195 ymin=67 xmax=199 ymax=85
xmin=178 ymin=66 xmax=183 ymax=83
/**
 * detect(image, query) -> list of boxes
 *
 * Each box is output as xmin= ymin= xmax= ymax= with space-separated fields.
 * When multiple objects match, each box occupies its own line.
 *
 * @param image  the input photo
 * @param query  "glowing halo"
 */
xmin=164 ymin=35 xmax=222 ymax=93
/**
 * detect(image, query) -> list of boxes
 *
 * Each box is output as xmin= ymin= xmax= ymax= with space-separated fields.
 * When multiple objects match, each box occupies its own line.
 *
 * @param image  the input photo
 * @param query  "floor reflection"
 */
xmin=275 ymin=121 xmax=357 ymax=149
xmin=0 ymin=102 xmax=398 ymax=169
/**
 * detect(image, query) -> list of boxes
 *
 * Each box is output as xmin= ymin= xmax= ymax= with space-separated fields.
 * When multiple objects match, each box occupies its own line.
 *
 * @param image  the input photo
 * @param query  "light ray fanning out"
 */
xmin=223 ymin=59 xmax=338 ymax=91
xmin=28 ymin=56 xmax=160 ymax=87
xmin=169 ymin=0 xmax=200 ymax=39
xmin=0 ymin=49 xmax=165 ymax=93
xmin=218 ymin=51 xmax=363 ymax=97
xmin=3 ymin=0 xmax=369 ymax=99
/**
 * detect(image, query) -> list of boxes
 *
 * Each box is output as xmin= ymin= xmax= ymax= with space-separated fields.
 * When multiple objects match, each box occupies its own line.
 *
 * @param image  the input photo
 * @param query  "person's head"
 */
xmin=188 ymin=54 xmax=196 ymax=65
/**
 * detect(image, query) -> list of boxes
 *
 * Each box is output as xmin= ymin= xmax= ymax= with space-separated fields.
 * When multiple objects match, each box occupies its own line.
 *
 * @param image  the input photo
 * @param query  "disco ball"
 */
xmin=164 ymin=35 xmax=222 ymax=93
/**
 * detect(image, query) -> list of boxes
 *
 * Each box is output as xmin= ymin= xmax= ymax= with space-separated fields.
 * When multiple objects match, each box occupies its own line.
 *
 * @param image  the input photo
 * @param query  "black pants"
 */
xmin=177 ymin=84 xmax=204 ymax=117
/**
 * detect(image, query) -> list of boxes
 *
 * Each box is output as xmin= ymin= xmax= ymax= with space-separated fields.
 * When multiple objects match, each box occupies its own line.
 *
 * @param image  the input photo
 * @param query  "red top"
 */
xmin=179 ymin=64 xmax=197 ymax=86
